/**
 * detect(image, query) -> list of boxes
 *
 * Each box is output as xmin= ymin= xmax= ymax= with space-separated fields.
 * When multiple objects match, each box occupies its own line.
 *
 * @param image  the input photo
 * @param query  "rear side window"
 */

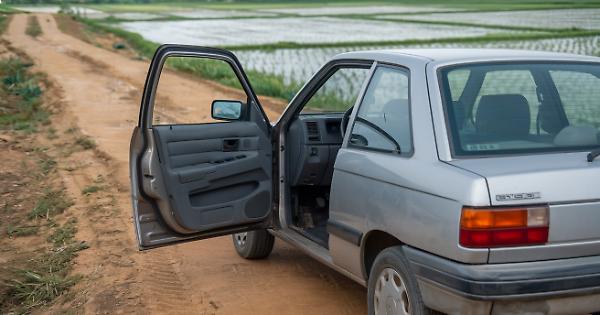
xmin=349 ymin=66 xmax=412 ymax=155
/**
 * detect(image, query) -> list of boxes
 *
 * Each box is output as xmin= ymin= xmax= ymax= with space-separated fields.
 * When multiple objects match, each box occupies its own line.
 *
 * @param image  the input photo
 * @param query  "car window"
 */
xmin=472 ymin=70 xmax=539 ymax=133
xmin=550 ymin=70 xmax=600 ymax=128
xmin=349 ymin=66 xmax=411 ymax=154
xmin=302 ymin=67 xmax=370 ymax=113
xmin=153 ymin=56 xmax=245 ymax=125
xmin=447 ymin=69 xmax=470 ymax=102
xmin=441 ymin=63 xmax=600 ymax=156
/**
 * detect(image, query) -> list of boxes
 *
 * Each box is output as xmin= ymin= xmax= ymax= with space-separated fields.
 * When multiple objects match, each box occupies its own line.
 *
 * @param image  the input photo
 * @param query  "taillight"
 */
xmin=459 ymin=206 xmax=549 ymax=248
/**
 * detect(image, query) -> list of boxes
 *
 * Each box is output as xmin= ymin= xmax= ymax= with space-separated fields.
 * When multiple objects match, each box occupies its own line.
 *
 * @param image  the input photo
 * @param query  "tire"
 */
xmin=232 ymin=229 xmax=275 ymax=259
xmin=367 ymin=246 xmax=430 ymax=315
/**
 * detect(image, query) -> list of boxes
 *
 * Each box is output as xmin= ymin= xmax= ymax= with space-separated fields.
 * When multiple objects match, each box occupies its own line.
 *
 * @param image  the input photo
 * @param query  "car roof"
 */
xmin=333 ymin=48 xmax=600 ymax=66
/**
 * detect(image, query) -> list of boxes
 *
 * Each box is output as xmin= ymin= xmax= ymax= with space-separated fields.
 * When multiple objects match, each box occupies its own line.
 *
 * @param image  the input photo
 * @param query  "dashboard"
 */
xmin=287 ymin=114 xmax=344 ymax=187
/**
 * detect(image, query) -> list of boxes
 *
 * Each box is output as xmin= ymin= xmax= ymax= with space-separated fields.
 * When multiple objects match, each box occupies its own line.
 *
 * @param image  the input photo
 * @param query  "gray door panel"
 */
xmin=129 ymin=44 xmax=274 ymax=250
xmin=152 ymin=122 xmax=272 ymax=232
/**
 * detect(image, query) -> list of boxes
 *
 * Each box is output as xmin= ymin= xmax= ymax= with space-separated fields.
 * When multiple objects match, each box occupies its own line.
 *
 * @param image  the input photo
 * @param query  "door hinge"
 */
xmin=279 ymin=145 xmax=285 ymax=152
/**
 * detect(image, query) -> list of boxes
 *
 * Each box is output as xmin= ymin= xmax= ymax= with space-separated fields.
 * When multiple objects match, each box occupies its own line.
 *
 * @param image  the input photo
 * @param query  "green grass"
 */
xmin=75 ymin=135 xmax=96 ymax=150
xmin=0 ymin=57 xmax=49 ymax=132
xmin=4 ymin=222 xmax=87 ymax=312
xmin=6 ymin=270 xmax=79 ymax=311
xmin=47 ymin=218 xmax=77 ymax=247
xmin=0 ymin=4 xmax=18 ymax=14
xmin=38 ymin=157 xmax=57 ymax=175
xmin=0 ymin=14 xmax=9 ymax=35
xmin=25 ymin=15 xmax=42 ymax=38
xmin=81 ymin=185 xmax=101 ymax=195
xmin=28 ymin=189 xmax=74 ymax=220
xmin=7 ymin=224 xmax=39 ymax=237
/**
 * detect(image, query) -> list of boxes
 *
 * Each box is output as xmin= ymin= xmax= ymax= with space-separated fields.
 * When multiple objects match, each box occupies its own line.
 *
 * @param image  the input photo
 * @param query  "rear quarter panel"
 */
xmin=329 ymin=58 xmax=491 ymax=279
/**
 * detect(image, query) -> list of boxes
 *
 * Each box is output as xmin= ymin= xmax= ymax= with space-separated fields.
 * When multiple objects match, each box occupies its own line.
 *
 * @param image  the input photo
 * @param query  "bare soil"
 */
xmin=2 ymin=13 xmax=366 ymax=314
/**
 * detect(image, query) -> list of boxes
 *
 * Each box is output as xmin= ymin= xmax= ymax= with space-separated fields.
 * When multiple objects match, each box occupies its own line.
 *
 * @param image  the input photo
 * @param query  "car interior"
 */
xmin=285 ymin=113 xmax=345 ymax=248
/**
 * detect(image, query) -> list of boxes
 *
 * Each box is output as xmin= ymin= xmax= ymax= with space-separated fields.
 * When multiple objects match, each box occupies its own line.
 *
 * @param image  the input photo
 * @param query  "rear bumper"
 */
xmin=403 ymin=246 xmax=600 ymax=314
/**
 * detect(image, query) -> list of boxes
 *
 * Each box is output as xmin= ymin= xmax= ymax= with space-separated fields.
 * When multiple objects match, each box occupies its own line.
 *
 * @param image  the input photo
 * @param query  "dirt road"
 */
xmin=4 ymin=13 xmax=366 ymax=314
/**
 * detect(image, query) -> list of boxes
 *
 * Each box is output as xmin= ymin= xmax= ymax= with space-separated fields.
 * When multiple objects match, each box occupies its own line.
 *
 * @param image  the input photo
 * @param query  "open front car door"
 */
xmin=129 ymin=45 xmax=273 ymax=250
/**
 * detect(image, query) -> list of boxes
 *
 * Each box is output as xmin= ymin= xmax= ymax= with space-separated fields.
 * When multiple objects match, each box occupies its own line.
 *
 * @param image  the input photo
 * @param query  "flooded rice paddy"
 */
xmin=381 ymin=8 xmax=600 ymax=30
xmin=235 ymin=36 xmax=600 ymax=85
xmin=118 ymin=17 xmax=516 ymax=46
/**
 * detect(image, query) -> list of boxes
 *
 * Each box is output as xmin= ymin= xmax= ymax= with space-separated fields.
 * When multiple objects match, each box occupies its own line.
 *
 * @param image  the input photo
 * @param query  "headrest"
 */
xmin=476 ymin=94 xmax=531 ymax=140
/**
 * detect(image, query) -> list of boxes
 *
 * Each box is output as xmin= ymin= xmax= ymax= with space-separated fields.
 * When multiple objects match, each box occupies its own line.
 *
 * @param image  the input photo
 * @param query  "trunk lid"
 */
xmin=449 ymin=152 xmax=600 ymax=262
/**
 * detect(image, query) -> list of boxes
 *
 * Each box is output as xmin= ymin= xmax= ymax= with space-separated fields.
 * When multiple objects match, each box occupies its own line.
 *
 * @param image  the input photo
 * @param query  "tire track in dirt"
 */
xmin=4 ymin=13 xmax=366 ymax=315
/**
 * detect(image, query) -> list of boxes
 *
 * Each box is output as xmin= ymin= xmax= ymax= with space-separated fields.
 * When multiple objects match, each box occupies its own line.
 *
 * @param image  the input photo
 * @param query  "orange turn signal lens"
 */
xmin=461 ymin=208 xmax=528 ymax=229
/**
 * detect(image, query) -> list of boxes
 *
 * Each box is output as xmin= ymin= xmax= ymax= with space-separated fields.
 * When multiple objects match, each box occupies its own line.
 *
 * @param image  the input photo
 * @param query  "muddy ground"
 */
xmin=1 ymin=13 xmax=366 ymax=314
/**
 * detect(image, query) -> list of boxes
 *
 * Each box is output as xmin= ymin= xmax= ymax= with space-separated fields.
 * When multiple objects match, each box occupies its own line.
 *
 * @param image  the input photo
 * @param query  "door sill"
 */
xmin=289 ymin=225 xmax=329 ymax=249
xmin=270 ymin=228 xmax=366 ymax=286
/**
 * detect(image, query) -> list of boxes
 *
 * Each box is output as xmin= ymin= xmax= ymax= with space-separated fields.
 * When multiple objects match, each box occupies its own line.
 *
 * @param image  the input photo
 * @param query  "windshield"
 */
xmin=440 ymin=62 xmax=600 ymax=156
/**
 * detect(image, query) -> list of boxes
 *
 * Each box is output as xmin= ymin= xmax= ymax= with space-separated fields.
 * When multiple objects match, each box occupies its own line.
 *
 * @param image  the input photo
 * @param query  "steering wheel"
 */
xmin=341 ymin=106 xmax=353 ymax=138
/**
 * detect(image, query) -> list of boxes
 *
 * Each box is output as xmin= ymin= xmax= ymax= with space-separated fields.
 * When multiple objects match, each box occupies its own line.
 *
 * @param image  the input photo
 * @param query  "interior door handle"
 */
xmin=223 ymin=139 xmax=240 ymax=152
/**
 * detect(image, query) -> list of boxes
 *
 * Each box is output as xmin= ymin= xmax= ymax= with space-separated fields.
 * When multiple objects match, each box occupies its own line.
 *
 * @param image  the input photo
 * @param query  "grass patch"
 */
xmin=4 ymin=238 xmax=87 ymax=312
xmin=46 ymin=127 xmax=58 ymax=139
xmin=81 ymin=185 xmax=101 ymax=195
xmin=0 ymin=14 xmax=10 ymax=35
xmin=47 ymin=218 xmax=76 ymax=247
xmin=0 ymin=4 xmax=18 ymax=14
xmin=6 ymin=269 xmax=79 ymax=311
xmin=26 ymin=15 xmax=42 ymax=38
xmin=28 ymin=189 xmax=73 ymax=220
xmin=38 ymin=157 xmax=57 ymax=175
xmin=0 ymin=57 xmax=48 ymax=132
xmin=7 ymin=224 xmax=39 ymax=237
xmin=75 ymin=136 xmax=96 ymax=150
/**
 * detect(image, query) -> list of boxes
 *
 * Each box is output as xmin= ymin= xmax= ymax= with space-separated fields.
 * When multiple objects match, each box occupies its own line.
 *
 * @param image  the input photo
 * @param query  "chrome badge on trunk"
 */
xmin=496 ymin=192 xmax=541 ymax=202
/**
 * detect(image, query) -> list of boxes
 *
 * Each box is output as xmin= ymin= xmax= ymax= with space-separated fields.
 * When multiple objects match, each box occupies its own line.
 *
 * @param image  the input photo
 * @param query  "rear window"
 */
xmin=440 ymin=62 xmax=600 ymax=156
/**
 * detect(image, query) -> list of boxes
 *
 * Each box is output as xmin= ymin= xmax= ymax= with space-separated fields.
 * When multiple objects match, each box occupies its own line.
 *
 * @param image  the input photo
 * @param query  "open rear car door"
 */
xmin=129 ymin=45 xmax=273 ymax=250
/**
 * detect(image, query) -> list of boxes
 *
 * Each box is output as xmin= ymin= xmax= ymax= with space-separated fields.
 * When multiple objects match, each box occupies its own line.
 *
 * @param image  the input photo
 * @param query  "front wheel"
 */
xmin=232 ymin=229 xmax=275 ymax=259
xmin=368 ymin=246 xmax=430 ymax=315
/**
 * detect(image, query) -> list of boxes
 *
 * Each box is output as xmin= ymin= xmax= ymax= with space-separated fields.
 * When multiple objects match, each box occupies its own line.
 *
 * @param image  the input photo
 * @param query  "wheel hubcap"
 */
xmin=234 ymin=232 xmax=248 ymax=247
xmin=374 ymin=268 xmax=411 ymax=315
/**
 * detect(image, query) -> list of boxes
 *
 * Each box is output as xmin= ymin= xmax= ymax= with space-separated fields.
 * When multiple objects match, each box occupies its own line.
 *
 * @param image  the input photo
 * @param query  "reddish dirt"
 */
xmin=3 ymin=13 xmax=367 ymax=314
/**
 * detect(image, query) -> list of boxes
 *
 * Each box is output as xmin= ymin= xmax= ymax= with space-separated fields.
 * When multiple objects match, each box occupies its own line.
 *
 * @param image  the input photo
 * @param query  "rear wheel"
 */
xmin=368 ymin=246 xmax=430 ymax=315
xmin=232 ymin=230 xmax=275 ymax=259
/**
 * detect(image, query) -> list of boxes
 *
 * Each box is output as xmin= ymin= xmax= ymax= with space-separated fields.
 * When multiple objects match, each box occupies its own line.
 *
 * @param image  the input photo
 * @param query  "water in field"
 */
xmin=118 ymin=17 xmax=514 ymax=46
xmin=170 ymin=9 xmax=277 ymax=18
xmin=235 ymin=36 xmax=600 ymax=85
xmin=258 ymin=5 xmax=459 ymax=16
xmin=381 ymin=8 xmax=600 ymax=30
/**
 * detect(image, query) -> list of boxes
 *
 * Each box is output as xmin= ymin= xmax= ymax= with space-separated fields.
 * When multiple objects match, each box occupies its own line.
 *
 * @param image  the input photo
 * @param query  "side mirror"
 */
xmin=211 ymin=100 xmax=243 ymax=121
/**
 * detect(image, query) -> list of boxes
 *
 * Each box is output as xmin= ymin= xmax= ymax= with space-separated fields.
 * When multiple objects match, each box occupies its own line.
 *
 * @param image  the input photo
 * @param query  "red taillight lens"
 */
xmin=459 ymin=206 xmax=549 ymax=248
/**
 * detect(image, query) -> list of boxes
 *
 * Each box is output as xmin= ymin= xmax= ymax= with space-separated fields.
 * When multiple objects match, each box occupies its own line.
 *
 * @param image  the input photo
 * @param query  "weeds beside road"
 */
xmin=0 ymin=53 xmax=88 ymax=313
xmin=25 ymin=15 xmax=41 ymax=38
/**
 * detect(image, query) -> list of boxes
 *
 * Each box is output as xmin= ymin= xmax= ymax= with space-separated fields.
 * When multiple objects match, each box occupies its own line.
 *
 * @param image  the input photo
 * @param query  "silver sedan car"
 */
xmin=130 ymin=46 xmax=600 ymax=315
